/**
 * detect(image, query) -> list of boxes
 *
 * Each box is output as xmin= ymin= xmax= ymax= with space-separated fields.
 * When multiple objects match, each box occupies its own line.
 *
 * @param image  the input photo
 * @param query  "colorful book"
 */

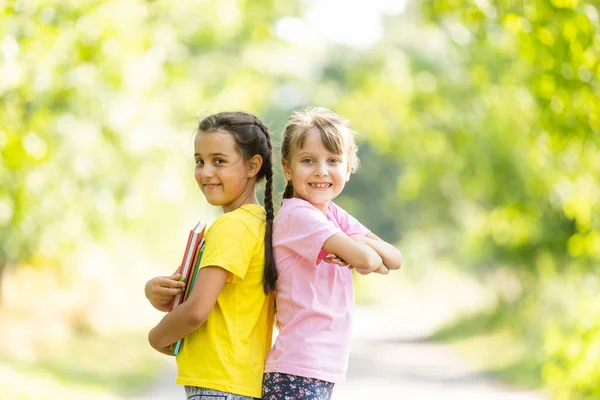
xmin=181 ymin=240 xmax=204 ymax=301
xmin=169 ymin=220 xmax=207 ymax=313
xmin=172 ymin=240 xmax=205 ymax=356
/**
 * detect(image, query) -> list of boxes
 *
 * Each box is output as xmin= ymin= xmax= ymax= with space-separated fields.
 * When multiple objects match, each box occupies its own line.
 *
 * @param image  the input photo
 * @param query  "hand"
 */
xmin=323 ymin=254 xmax=349 ymax=267
xmin=145 ymin=272 xmax=186 ymax=312
xmin=156 ymin=346 xmax=175 ymax=356
xmin=373 ymin=264 xmax=390 ymax=275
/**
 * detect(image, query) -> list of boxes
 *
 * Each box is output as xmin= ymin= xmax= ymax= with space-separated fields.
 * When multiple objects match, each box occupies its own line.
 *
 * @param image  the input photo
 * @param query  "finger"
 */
xmin=156 ymin=295 xmax=174 ymax=303
xmin=168 ymin=272 xmax=183 ymax=280
xmin=160 ymin=287 xmax=185 ymax=296
xmin=161 ymin=277 xmax=185 ymax=288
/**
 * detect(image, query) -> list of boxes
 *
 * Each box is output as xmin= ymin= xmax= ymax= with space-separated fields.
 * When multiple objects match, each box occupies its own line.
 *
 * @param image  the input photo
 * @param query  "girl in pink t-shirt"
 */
xmin=262 ymin=107 xmax=403 ymax=400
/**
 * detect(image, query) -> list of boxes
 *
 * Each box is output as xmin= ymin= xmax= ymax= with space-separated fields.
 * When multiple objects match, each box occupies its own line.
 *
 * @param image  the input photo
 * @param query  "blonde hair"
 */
xmin=281 ymin=107 xmax=360 ymax=199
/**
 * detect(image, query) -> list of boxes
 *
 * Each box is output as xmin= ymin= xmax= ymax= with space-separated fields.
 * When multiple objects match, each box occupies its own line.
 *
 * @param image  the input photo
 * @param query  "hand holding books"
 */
xmin=144 ymin=272 xmax=186 ymax=312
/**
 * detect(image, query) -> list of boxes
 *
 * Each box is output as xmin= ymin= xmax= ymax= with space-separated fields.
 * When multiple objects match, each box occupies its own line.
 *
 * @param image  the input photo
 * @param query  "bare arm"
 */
xmin=144 ymin=270 xmax=186 ymax=312
xmin=322 ymin=232 xmax=383 ymax=275
xmin=148 ymin=266 xmax=228 ymax=352
xmin=364 ymin=232 xmax=402 ymax=271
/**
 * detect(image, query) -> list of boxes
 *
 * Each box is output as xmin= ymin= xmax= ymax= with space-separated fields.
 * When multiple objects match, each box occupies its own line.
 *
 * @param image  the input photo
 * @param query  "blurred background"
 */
xmin=1 ymin=0 xmax=598 ymax=399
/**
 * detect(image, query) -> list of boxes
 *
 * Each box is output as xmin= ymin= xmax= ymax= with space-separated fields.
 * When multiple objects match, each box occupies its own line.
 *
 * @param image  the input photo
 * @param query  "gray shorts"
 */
xmin=184 ymin=386 xmax=259 ymax=400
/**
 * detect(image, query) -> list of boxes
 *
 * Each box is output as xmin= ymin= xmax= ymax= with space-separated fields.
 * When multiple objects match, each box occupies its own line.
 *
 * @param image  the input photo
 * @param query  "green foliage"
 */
xmin=318 ymin=1 xmax=600 ymax=277
xmin=408 ymin=2 xmax=599 ymax=397
xmin=0 ymin=0 xmax=297 ymax=277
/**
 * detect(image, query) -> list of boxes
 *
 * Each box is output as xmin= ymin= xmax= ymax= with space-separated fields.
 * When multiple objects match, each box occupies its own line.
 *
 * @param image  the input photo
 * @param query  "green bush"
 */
xmin=540 ymin=279 xmax=600 ymax=399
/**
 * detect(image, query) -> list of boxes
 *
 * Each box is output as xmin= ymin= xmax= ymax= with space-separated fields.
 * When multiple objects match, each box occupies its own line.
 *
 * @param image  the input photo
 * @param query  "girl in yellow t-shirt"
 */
xmin=145 ymin=111 xmax=277 ymax=399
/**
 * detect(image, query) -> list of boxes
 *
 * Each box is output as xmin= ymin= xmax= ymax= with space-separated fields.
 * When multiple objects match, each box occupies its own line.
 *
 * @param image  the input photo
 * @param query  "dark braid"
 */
xmin=282 ymin=181 xmax=294 ymax=200
xmin=252 ymin=118 xmax=278 ymax=294
xmin=198 ymin=112 xmax=278 ymax=294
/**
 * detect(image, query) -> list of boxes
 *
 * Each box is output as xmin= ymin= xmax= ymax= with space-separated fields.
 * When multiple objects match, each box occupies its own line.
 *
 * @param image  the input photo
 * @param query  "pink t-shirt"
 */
xmin=264 ymin=198 xmax=369 ymax=383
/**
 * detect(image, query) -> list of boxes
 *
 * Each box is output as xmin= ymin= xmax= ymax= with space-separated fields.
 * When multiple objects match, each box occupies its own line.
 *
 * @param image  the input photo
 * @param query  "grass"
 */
xmin=0 ymin=331 xmax=165 ymax=399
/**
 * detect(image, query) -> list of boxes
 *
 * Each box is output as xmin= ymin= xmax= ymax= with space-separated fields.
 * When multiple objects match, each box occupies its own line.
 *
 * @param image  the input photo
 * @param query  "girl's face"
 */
xmin=282 ymin=129 xmax=351 ymax=213
xmin=194 ymin=131 xmax=261 ymax=213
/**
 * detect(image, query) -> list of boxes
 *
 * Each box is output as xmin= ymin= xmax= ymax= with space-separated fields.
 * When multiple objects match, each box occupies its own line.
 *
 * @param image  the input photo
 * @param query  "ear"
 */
xmin=345 ymin=164 xmax=351 ymax=182
xmin=247 ymin=154 xmax=263 ymax=178
xmin=282 ymin=159 xmax=292 ymax=181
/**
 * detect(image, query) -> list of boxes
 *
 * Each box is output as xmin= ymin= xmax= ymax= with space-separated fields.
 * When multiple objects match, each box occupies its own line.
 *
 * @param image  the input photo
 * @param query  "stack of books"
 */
xmin=170 ymin=220 xmax=207 ymax=355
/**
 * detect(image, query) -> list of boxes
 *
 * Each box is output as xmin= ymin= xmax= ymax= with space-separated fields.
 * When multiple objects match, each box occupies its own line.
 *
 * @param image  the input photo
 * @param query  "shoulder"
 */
xmin=328 ymin=202 xmax=370 ymax=236
xmin=276 ymin=198 xmax=328 ymax=224
xmin=208 ymin=206 xmax=265 ymax=240
xmin=327 ymin=201 xmax=351 ymax=220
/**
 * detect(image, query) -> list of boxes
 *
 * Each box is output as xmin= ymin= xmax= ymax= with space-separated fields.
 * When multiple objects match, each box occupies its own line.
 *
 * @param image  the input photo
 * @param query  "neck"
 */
xmin=223 ymin=186 xmax=260 ymax=213
xmin=293 ymin=195 xmax=328 ymax=214
xmin=312 ymin=202 xmax=329 ymax=214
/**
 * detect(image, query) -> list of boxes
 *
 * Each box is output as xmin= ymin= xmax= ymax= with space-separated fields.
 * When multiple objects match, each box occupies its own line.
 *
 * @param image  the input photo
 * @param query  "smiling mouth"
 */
xmin=309 ymin=183 xmax=332 ymax=188
xmin=203 ymin=184 xmax=221 ymax=189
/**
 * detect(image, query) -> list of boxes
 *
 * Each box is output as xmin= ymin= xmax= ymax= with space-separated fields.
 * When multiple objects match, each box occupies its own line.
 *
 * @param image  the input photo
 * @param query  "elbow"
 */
xmin=388 ymin=251 xmax=403 ymax=271
xmin=188 ymin=310 xmax=208 ymax=327
xmin=367 ymin=254 xmax=383 ymax=273
xmin=182 ymin=298 xmax=210 ymax=327
xmin=355 ymin=252 xmax=383 ymax=275
xmin=148 ymin=328 xmax=164 ymax=351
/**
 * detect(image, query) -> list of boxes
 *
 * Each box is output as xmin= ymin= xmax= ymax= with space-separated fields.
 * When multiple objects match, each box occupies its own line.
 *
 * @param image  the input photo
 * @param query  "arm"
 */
xmin=364 ymin=232 xmax=403 ymax=271
xmin=322 ymin=232 xmax=383 ymax=275
xmin=144 ymin=270 xmax=186 ymax=312
xmin=148 ymin=266 xmax=228 ymax=352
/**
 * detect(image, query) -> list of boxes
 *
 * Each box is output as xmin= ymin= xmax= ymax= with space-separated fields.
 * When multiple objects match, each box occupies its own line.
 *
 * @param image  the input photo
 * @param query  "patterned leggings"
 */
xmin=184 ymin=386 xmax=259 ymax=400
xmin=262 ymin=372 xmax=334 ymax=400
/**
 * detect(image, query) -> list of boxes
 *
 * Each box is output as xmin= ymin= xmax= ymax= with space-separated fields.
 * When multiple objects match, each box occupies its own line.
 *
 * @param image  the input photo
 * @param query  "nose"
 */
xmin=314 ymin=161 xmax=329 ymax=177
xmin=200 ymin=164 xmax=215 ymax=178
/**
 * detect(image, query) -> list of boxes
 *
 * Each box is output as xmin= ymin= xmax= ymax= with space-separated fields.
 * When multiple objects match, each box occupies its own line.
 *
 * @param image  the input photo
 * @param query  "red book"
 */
xmin=169 ymin=220 xmax=207 ymax=312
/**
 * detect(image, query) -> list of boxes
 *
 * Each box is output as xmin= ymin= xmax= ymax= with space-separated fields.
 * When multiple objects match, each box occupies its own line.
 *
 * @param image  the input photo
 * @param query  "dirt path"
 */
xmin=333 ymin=307 xmax=545 ymax=399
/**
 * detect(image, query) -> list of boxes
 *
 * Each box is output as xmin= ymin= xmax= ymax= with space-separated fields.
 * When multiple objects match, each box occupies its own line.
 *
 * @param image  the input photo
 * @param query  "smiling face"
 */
xmin=194 ymin=130 xmax=261 ymax=213
xmin=282 ymin=128 xmax=351 ymax=213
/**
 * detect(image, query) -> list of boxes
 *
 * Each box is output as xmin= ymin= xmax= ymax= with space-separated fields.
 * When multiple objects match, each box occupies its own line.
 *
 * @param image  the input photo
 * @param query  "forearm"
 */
xmin=325 ymin=233 xmax=382 ymax=274
xmin=364 ymin=237 xmax=402 ymax=270
xmin=148 ymin=302 xmax=206 ymax=350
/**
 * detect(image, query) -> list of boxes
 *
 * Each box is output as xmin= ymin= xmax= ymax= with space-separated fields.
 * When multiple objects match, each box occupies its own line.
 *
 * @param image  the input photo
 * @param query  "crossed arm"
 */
xmin=363 ymin=232 xmax=403 ymax=272
xmin=322 ymin=231 xmax=402 ymax=275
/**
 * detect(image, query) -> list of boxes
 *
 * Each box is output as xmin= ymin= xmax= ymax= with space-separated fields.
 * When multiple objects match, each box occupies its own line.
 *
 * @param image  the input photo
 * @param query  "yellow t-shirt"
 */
xmin=176 ymin=204 xmax=274 ymax=398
